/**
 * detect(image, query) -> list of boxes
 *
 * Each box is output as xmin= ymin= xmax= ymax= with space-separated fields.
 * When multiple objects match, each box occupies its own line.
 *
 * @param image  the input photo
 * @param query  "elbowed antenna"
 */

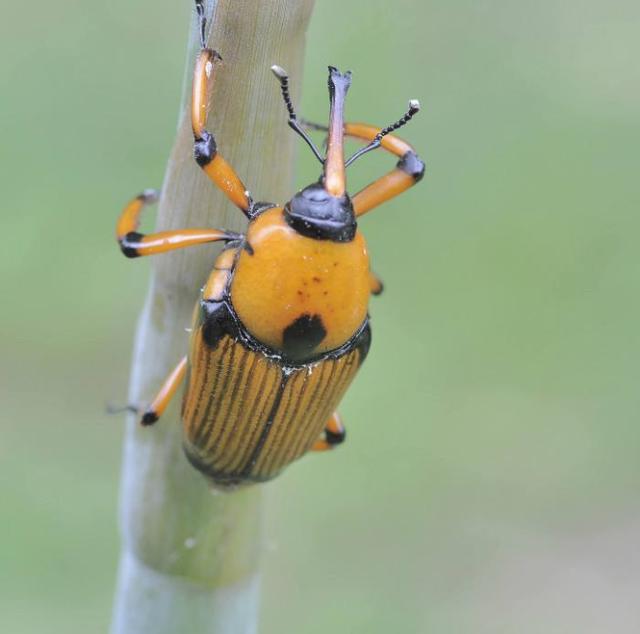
xmin=323 ymin=67 xmax=352 ymax=197
xmin=271 ymin=65 xmax=324 ymax=164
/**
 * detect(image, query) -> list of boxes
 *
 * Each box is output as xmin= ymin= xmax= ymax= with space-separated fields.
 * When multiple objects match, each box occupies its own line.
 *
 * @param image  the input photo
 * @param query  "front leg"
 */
xmin=191 ymin=4 xmax=253 ymax=217
xmin=345 ymin=123 xmax=425 ymax=217
xmin=116 ymin=190 xmax=241 ymax=258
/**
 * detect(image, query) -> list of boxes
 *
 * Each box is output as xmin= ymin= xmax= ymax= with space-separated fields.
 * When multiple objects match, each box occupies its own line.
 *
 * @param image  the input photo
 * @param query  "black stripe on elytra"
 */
xmin=194 ymin=336 xmax=230 ymax=435
xmin=289 ymin=363 xmax=335 ymax=462
xmin=257 ymin=368 xmax=303 ymax=473
xmin=198 ymin=339 xmax=238 ymax=450
xmin=298 ymin=352 xmax=355 ymax=456
xmin=262 ymin=366 xmax=314 ymax=473
xmin=277 ymin=363 xmax=329 ymax=469
xmin=207 ymin=347 xmax=249 ymax=457
xmin=192 ymin=338 xmax=232 ymax=446
xmin=215 ymin=351 xmax=262 ymax=472
xmin=192 ymin=338 xmax=214 ymax=423
xmin=239 ymin=371 xmax=290 ymax=478
xmin=304 ymin=357 xmax=351 ymax=447
xmin=220 ymin=357 xmax=276 ymax=473
xmin=288 ymin=359 xmax=338 ymax=462
xmin=180 ymin=364 xmax=192 ymax=420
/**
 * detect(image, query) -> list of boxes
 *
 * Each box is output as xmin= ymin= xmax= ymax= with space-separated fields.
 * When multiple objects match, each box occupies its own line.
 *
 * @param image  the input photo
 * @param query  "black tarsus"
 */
xmin=195 ymin=0 xmax=207 ymax=49
xmin=345 ymin=99 xmax=421 ymax=167
xmin=271 ymin=65 xmax=325 ymax=164
xmin=325 ymin=427 xmax=345 ymax=446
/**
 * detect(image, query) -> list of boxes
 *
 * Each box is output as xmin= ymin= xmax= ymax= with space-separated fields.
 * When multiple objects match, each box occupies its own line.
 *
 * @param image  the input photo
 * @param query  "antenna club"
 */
xmin=409 ymin=99 xmax=421 ymax=114
xmin=271 ymin=65 xmax=287 ymax=80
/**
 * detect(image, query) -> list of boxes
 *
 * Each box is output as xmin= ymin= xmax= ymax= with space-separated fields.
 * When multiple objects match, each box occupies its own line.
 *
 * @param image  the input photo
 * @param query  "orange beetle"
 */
xmin=116 ymin=0 xmax=424 ymax=486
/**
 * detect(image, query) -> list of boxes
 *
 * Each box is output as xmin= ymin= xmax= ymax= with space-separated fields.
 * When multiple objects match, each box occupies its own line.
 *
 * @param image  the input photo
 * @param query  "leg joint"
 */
xmin=325 ymin=427 xmax=346 ymax=446
xmin=194 ymin=130 xmax=218 ymax=166
xmin=397 ymin=150 xmax=425 ymax=182
xmin=141 ymin=411 xmax=159 ymax=426
xmin=119 ymin=231 xmax=144 ymax=258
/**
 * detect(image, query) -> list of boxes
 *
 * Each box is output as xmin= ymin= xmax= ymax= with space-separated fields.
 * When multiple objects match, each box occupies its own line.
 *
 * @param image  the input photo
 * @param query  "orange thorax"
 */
xmin=230 ymin=207 xmax=370 ymax=359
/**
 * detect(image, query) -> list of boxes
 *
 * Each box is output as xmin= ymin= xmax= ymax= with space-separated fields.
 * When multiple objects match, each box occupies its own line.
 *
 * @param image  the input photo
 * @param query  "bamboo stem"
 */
xmin=111 ymin=1 xmax=315 ymax=632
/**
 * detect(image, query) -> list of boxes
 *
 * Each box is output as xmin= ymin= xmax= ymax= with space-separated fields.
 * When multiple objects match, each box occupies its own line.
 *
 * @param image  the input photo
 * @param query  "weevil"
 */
xmin=116 ymin=1 xmax=425 ymax=486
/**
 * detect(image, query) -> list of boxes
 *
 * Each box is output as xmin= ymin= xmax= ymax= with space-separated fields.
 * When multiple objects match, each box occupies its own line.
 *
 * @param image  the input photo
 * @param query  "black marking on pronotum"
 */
xmin=282 ymin=314 xmax=327 ymax=360
xmin=119 ymin=231 xmax=144 ymax=258
xmin=284 ymin=183 xmax=357 ymax=242
xmin=325 ymin=427 xmax=345 ymax=445
xmin=198 ymin=295 xmax=370 ymax=366
xmin=194 ymin=130 xmax=217 ymax=166
xmin=397 ymin=150 xmax=426 ymax=182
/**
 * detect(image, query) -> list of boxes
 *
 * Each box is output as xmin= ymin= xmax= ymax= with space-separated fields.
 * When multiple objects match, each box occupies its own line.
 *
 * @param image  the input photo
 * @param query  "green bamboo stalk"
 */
xmin=110 ymin=1 xmax=315 ymax=632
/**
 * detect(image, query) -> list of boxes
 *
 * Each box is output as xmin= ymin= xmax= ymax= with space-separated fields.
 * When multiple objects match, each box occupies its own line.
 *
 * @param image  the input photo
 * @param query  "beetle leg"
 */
xmin=301 ymin=119 xmax=425 ymax=217
xmin=345 ymin=123 xmax=425 ymax=217
xmin=116 ymin=189 xmax=242 ymax=258
xmin=369 ymin=272 xmax=384 ymax=296
xmin=139 ymin=356 xmax=188 ymax=426
xmin=191 ymin=44 xmax=253 ymax=217
xmin=311 ymin=412 xmax=346 ymax=451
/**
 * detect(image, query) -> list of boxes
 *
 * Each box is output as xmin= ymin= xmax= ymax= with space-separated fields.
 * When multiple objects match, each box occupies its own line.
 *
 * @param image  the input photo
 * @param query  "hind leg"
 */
xmin=311 ymin=412 xmax=346 ymax=452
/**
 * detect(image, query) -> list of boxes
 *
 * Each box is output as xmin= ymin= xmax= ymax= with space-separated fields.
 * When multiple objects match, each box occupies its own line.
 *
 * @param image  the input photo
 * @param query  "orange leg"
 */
xmin=116 ymin=189 xmax=241 ymax=258
xmin=344 ymin=123 xmax=425 ymax=217
xmin=312 ymin=412 xmax=346 ymax=452
xmin=140 ymin=356 xmax=188 ymax=426
xmin=192 ymin=46 xmax=253 ymax=216
xmin=369 ymin=272 xmax=384 ymax=296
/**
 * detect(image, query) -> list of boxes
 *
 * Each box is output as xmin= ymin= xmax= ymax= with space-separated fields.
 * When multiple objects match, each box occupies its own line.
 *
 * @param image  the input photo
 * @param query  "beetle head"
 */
xmin=283 ymin=67 xmax=356 ymax=242
xmin=272 ymin=64 xmax=420 ymax=240
xmin=284 ymin=182 xmax=356 ymax=242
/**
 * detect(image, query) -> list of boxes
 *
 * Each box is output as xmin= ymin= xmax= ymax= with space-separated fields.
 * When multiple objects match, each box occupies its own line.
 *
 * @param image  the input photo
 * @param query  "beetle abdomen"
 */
xmin=181 ymin=306 xmax=370 ymax=486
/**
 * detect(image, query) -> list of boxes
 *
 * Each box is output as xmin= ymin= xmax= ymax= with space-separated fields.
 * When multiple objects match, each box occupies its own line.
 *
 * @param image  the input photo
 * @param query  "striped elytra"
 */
xmin=181 ymin=323 xmax=369 ymax=485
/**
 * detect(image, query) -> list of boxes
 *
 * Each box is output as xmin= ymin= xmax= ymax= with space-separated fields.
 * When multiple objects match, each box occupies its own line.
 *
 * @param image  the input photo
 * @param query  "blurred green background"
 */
xmin=2 ymin=0 xmax=639 ymax=632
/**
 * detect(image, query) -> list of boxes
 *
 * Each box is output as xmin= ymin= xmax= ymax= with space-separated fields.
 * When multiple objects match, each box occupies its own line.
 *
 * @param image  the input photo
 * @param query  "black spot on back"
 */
xmin=201 ymin=301 xmax=235 ymax=349
xmin=282 ymin=314 xmax=327 ymax=361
